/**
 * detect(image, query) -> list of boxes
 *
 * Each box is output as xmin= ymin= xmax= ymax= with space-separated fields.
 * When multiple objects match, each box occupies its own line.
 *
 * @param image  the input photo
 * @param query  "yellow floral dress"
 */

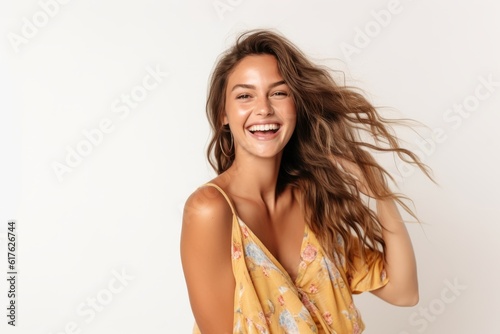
xmin=193 ymin=183 xmax=389 ymax=334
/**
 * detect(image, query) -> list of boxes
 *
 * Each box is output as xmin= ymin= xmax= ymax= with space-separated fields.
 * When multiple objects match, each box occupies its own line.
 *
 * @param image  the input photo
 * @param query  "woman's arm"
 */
xmin=333 ymin=157 xmax=419 ymax=306
xmin=369 ymin=198 xmax=419 ymax=306
xmin=180 ymin=186 xmax=235 ymax=333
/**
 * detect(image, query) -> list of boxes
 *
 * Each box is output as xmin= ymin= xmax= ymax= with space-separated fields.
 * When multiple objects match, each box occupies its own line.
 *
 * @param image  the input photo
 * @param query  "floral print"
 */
xmin=323 ymin=311 xmax=333 ymax=325
xmin=279 ymin=310 xmax=299 ymax=333
xmin=193 ymin=183 xmax=389 ymax=334
xmin=233 ymin=242 xmax=243 ymax=260
xmin=301 ymin=244 xmax=318 ymax=262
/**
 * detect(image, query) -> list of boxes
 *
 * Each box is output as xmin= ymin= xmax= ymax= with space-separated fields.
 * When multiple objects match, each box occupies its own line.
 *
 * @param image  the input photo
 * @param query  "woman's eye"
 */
xmin=272 ymin=91 xmax=288 ymax=97
xmin=237 ymin=94 xmax=251 ymax=99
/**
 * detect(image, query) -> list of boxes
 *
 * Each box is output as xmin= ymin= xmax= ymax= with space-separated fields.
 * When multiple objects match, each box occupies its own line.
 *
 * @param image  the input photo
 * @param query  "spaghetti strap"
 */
xmin=203 ymin=182 xmax=237 ymax=216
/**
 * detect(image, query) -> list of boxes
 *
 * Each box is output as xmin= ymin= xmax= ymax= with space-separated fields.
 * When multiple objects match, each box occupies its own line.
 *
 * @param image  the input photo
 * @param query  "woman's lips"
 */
xmin=247 ymin=124 xmax=281 ymax=140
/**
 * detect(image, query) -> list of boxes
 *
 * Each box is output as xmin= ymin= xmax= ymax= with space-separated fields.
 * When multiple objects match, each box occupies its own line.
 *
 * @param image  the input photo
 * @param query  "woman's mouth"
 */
xmin=247 ymin=123 xmax=280 ymax=135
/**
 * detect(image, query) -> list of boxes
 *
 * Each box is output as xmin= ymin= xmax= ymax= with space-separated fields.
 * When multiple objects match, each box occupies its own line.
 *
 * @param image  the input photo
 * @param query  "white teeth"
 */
xmin=248 ymin=124 xmax=280 ymax=132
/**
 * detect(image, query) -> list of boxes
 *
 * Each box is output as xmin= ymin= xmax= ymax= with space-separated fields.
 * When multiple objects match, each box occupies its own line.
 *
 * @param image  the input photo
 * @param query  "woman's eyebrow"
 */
xmin=230 ymin=80 xmax=287 ymax=92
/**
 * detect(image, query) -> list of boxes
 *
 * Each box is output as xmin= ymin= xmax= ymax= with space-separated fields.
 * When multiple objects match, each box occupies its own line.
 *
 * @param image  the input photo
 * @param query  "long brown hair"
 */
xmin=206 ymin=29 xmax=431 ymax=271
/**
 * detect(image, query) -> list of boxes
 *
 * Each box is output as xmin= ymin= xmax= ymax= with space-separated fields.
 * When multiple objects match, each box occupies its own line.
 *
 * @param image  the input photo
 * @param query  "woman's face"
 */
xmin=224 ymin=54 xmax=296 ymax=160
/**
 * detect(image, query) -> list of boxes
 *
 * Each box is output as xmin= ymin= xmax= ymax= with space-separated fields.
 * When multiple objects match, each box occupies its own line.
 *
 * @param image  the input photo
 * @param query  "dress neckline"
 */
xmin=236 ymin=215 xmax=309 ymax=284
xmin=203 ymin=182 xmax=309 ymax=285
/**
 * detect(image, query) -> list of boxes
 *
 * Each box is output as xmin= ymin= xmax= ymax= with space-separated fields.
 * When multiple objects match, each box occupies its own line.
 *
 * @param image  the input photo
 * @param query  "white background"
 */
xmin=1 ymin=0 xmax=499 ymax=333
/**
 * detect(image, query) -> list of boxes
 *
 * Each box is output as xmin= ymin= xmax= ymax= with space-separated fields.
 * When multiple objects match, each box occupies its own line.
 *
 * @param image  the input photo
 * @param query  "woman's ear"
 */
xmin=222 ymin=114 xmax=228 ymax=126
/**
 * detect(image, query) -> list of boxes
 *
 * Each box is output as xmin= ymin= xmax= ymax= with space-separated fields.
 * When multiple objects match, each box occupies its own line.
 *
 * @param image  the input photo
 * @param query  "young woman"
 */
xmin=181 ymin=29 xmax=430 ymax=334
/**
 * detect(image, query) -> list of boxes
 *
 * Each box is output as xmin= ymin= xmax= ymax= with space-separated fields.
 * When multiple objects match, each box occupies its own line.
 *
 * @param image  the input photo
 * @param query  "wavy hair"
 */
xmin=206 ymin=29 xmax=432 ymax=271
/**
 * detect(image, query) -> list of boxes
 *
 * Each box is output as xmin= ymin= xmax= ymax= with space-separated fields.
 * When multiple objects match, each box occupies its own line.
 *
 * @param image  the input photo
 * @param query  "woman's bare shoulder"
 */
xmin=181 ymin=182 xmax=236 ymax=332
xmin=183 ymin=183 xmax=234 ymax=228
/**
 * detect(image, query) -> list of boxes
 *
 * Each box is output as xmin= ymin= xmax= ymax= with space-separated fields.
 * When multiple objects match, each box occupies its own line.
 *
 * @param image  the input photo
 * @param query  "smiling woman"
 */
xmin=223 ymin=54 xmax=296 ymax=159
xmin=180 ymin=29 xmax=432 ymax=334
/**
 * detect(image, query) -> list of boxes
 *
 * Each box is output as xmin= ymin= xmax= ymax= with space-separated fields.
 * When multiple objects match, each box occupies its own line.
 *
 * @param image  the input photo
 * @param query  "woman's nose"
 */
xmin=254 ymin=97 xmax=274 ymax=116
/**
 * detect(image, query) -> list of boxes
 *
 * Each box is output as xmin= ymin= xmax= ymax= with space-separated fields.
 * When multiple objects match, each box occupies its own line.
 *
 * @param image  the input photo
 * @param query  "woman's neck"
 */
xmin=223 ymin=154 xmax=283 ymax=212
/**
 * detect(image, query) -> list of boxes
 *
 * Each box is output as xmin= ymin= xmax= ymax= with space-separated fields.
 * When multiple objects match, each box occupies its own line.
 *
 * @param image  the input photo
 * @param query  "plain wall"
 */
xmin=1 ymin=0 xmax=499 ymax=333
